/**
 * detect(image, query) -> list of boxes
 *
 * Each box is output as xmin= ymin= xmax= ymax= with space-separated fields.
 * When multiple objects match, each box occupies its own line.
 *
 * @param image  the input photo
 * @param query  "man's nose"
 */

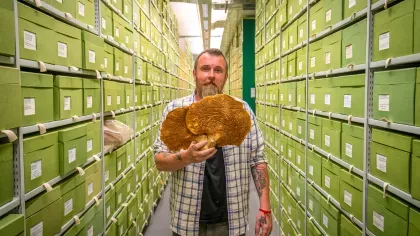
xmin=208 ymin=69 xmax=215 ymax=79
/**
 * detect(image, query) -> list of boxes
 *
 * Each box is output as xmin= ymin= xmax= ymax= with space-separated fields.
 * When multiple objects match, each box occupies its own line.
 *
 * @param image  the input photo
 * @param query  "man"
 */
xmin=153 ymin=48 xmax=272 ymax=236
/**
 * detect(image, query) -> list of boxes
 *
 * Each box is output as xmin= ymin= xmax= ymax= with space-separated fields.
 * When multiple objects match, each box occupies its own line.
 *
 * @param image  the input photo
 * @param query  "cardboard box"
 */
xmin=373 ymin=68 xmax=417 ymax=126
xmin=341 ymin=214 xmax=362 ymax=235
xmin=341 ymin=123 xmax=364 ymax=170
xmin=322 ymin=157 xmax=341 ymax=201
xmin=370 ymin=128 xmax=412 ymax=193
xmin=321 ymin=118 xmax=342 ymax=158
xmin=86 ymin=121 xmax=100 ymax=158
xmin=104 ymin=151 xmax=116 ymax=188
xmin=116 ymin=144 xmax=127 ymax=177
xmin=297 ymin=15 xmax=307 ymax=45
xmin=308 ymin=185 xmax=322 ymax=223
xmin=113 ymin=14 xmax=126 ymax=45
xmin=103 ymin=80 xmax=117 ymax=112
xmin=373 ymin=0 xmax=415 ymax=61
xmin=116 ymin=207 xmax=128 ymax=236
xmin=21 ymin=72 xmax=54 ymax=126
xmin=123 ymin=53 xmax=133 ymax=80
xmin=100 ymin=2 xmax=113 ymax=36
xmin=342 ymin=19 xmax=367 ymax=67
xmin=323 ymin=0 xmax=343 ymax=28
xmin=116 ymin=82 xmax=126 ymax=110
xmin=103 ymin=43 xmax=114 ymax=75
xmin=83 ymin=79 xmax=100 ymax=116
xmin=105 ymin=188 xmax=116 ymax=223
xmin=105 ymin=222 xmax=117 ymax=236
xmin=320 ymin=194 xmax=340 ymax=236
xmin=415 ymin=4 xmax=420 ymax=54
xmin=79 ymin=203 xmax=104 ymax=236
xmin=82 ymin=30 xmax=105 ymax=70
xmin=114 ymin=47 xmax=124 ymax=77
xmin=367 ymin=185 xmax=409 ymax=236
xmin=58 ymin=123 xmax=87 ymax=175
xmin=123 ymin=0 xmax=133 ymax=24
xmin=308 ymin=217 xmax=322 ymax=236
xmin=287 ymin=52 xmax=297 ymax=78
xmin=0 ymin=214 xmax=24 ymax=236
xmin=334 ymin=74 xmax=365 ymax=117
xmin=308 ymin=40 xmax=323 ymax=73
xmin=125 ymin=169 xmax=135 ymax=199
xmin=295 ymin=143 xmax=306 ymax=173
xmin=0 ymin=3 xmax=15 ymax=57
xmin=0 ymin=142 xmax=13 ymax=206
xmin=288 ymin=21 xmax=298 ymax=49
xmin=23 ymin=131 xmax=59 ymax=193
xmin=322 ymin=31 xmax=342 ymax=71
xmin=308 ymin=149 xmax=323 ymax=186
xmin=127 ymin=192 xmax=139 ymax=227
xmin=0 ymin=67 xmax=21 ymax=130
xmin=308 ymin=114 xmax=322 ymax=148
xmin=340 ymin=170 xmax=363 ymax=222
xmin=54 ymin=75 xmax=83 ymax=120
xmin=125 ymin=83 xmax=133 ymax=109
xmin=84 ymin=160 xmax=101 ymax=204
xmin=54 ymin=20 xmax=82 ymax=69
xmin=18 ymin=2 xmax=55 ymax=64
xmin=412 ymin=139 xmax=420 ymax=200
xmin=309 ymin=0 xmax=325 ymax=36
xmin=73 ymin=0 xmax=95 ymax=27
xmin=280 ymin=159 xmax=288 ymax=183
xmin=409 ymin=207 xmax=420 ymax=236
xmin=296 ymin=47 xmax=307 ymax=77
xmin=59 ymin=172 xmax=86 ymax=225
xmin=344 ymin=0 xmax=367 ymax=18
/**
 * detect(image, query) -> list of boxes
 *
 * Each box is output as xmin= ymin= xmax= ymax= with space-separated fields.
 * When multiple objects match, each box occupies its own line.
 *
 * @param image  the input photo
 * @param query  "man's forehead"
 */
xmin=197 ymin=53 xmax=226 ymax=66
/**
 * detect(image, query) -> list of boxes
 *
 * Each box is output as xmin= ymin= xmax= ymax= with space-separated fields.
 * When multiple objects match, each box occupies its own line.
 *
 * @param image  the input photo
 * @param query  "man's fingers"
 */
xmin=255 ymin=219 xmax=261 ymax=235
xmin=192 ymin=140 xmax=207 ymax=150
xmin=261 ymin=225 xmax=270 ymax=236
xmin=198 ymin=147 xmax=216 ymax=157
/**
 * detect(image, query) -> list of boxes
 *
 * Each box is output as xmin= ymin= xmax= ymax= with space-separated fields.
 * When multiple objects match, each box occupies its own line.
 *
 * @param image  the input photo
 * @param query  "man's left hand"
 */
xmin=255 ymin=210 xmax=272 ymax=236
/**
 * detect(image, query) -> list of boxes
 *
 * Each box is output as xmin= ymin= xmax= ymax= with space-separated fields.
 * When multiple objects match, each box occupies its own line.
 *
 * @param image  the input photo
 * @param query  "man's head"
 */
xmin=193 ymin=48 xmax=229 ymax=99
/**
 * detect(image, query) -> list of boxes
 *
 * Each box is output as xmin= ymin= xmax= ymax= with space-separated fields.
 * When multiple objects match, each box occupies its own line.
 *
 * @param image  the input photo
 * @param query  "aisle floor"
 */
xmin=144 ymin=177 xmax=280 ymax=236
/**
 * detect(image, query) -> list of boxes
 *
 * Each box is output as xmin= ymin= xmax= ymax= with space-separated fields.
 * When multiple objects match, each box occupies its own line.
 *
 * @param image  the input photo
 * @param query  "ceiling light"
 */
xmin=203 ymin=20 xmax=208 ymax=30
xmin=202 ymin=4 xmax=208 ymax=18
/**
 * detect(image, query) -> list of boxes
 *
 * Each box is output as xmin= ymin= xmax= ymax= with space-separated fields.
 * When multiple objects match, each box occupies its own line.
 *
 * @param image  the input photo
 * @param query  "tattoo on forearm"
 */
xmin=176 ymin=152 xmax=182 ymax=161
xmin=251 ymin=166 xmax=267 ymax=197
xmin=259 ymin=216 xmax=267 ymax=225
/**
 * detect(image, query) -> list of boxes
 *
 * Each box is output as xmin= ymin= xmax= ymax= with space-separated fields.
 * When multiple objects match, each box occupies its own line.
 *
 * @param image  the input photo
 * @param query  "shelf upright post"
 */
xmin=304 ymin=0 xmax=310 ymax=235
xmin=276 ymin=0 xmax=283 ymax=231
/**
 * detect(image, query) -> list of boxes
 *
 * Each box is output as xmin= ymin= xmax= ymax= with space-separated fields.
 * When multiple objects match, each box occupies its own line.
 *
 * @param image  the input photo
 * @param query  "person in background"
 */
xmin=153 ymin=48 xmax=272 ymax=236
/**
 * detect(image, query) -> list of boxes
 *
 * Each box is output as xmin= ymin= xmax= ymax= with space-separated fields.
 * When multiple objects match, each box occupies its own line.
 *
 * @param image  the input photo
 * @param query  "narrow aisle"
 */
xmin=144 ymin=177 xmax=280 ymax=236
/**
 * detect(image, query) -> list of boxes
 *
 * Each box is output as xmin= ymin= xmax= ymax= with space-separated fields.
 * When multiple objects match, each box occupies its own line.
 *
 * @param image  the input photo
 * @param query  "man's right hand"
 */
xmin=182 ymin=140 xmax=217 ymax=164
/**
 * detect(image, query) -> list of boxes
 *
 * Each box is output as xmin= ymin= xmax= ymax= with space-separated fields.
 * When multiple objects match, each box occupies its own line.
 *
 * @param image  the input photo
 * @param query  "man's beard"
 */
xmin=199 ymin=83 xmax=220 ymax=98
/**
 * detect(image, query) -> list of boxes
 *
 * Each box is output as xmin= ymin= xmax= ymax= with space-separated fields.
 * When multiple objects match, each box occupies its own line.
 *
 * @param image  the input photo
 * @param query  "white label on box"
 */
xmin=376 ymin=154 xmax=387 ymax=173
xmin=78 ymin=2 xmax=85 ymax=16
xmin=127 ymin=154 xmax=131 ymax=163
xmin=349 ymin=0 xmax=356 ymax=8
xmin=326 ymin=9 xmax=332 ymax=22
xmin=64 ymin=198 xmax=73 ymax=216
xmin=298 ymin=219 xmax=301 ymax=228
xmin=298 ymin=125 xmax=302 ymax=134
xmin=290 ymin=35 xmax=293 ymax=44
xmin=280 ymin=14 xmax=283 ymax=22
xmin=24 ymin=31 xmax=37 ymax=51
xmin=107 ymin=95 xmax=112 ymax=106
xmin=57 ymin=0 xmax=63 ymax=3
xmin=31 ymin=160 xmax=42 ymax=180
xmin=288 ymin=206 xmax=292 ymax=214
xmin=323 ymin=214 xmax=329 ymax=228
xmin=288 ymin=149 xmax=292 ymax=158
xmin=127 ymin=95 xmax=130 ymax=104
xmin=325 ymin=94 xmax=331 ymax=105
xmin=282 ymin=40 xmax=286 ymax=49
xmin=297 ymin=186 xmax=300 ymax=196
xmin=130 ymin=212 xmax=133 ymax=221
xmin=282 ymin=67 xmax=285 ymax=76
xmin=58 ymin=42 xmax=68 ymax=58
xmin=289 ymin=93 xmax=292 ymax=102
xmin=64 ymin=96 xmax=71 ymax=111
xmin=310 ymin=129 xmax=315 ymax=140
xmin=288 ymin=176 xmax=292 ymax=186
xmin=88 ymin=182 xmax=93 ymax=195
xmin=325 ymin=52 xmax=331 ymax=65
xmin=297 ymin=155 xmax=301 ymax=164
xmin=299 ymin=0 xmax=303 ymax=5
xmin=118 ymin=193 xmax=122 ymax=203
xmin=325 ymin=175 xmax=331 ymax=188
xmin=30 ymin=221 xmax=43 ymax=236
xmin=289 ymin=64 xmax=292 ymax=73
xmin=88 ymin=226 xmax=94 ymax=236
xmin=373 ymin=211 xmax=385 ymax=232
xmin=87 ymin=139 xmax=93 ymax=152
xmin=118 ymin=160 xmax=122 ymax=171
xmin=309 ymin=165 xmax=314 ymax=175
xmin=116 ymin=62 xmax=120 ymax=71
xmin=102 ymin=18 xmax=106 ymax=29
xmin=299 ymin=28 xmax=304 ymax=39
xmin=310 ymin=94 xmax=315 ymax=104
xmin=136 ymin=174 xmax=139 ymax=182
xmin=344 ymin=190 xmax=352 ymax=206
xmin=311 ymin=57 xmax=316 ymax=68
xmin=68 ymin=148 xmax=76 ymax=163
xmin=24 ymin=98 xmax=36 ymax=116
xmin=312 ymin=20 xmax=317 ymax=31
xmin=309 ymin=199 xmax=314 ymax=211
xmin=289 ymin=5 xmax=293 ymax=15
xmin=105 ymin=170 xmax=109 ymax=182
xmin=289 ymin=122 xmax=293 ymax=131
xmin=125 ymin=4 xmax=128 ymax=13
xmin=298 ymin=61 xmax=303 ymax=71
xmin=281 ymin=145 xmax=284 ymax=152
xmin=346 ymin=45 xmax=353 ymax=59
xmin=124 ymin=65 xmax=128 ymax=74
xmin=107 ymin=205 xmax=111 ymax=218
xmin=87 ymin=95 xmax=93 ymax=108
xmin=325 ymin=135 xmax=331 ymax=147
xmin=281 ymin=169 xmax=284 ymax=177
xmin=379 ymin=95 xmax=390 ymax=111
xmin=344 ymin=94 xmax=352 ymax=108
xmin=127 ymin=183 xmax=131 ymax=192
xmin=116 ymin=27 xmax=120 ymax=37
xmin=104 ymin=57 xmax=108 ymax=68
xmin=135 ymin=95 xmax=138 ymax=103
xmin=345 ymin=143 xmax=353 ymax=158
xmin=125 ymin=35 xmax=129 ymax=44
xmin=280 ymin=94 xmax=284 ymax=101
xmin=117 ymin=96 xmax=121 ymax=105
xmin=89 ymin=50 xmax=96 ymax=63
xmin=379 ymin=32 xmax=390 ymax=51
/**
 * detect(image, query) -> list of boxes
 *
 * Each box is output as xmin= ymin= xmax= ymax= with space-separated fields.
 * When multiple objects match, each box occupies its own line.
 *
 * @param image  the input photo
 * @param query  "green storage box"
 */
xmin=340 ymin=169 xmax=363 ymax=222
xmin=54 ymin=75 xmax=83 ymax=120
xmin=104 ymin=80 xmax=117 ymax=112
xmin=100 ymin=2 xmax=113 ymax=36
xmin=321 ymin=118 xmax=342 ymax=157
xmin=367 ymin=185 xmax=409 ymax=236
xmin=0 ymin=142 xmax=13 ymax=206
xmin=308 ymin=217 xmax=322 ymax=236
xmin=295 ymin=143 xmax=306 ymax=173
xmin=83 ymin=79 xmax=101 ymax=116
xmin=309 ymin=0 xmax=325 ymax=36
xmin=415 ymin=4 xmax=420 ymax=54
xmin=288 ymin=21 xmax=298 ymax=49
xmin=287 ymin=52 xmax=297 ymax=80
xmin=58 ymin=124 xmax=87 ymax=175
xmin=73 ymin=0 xmax=95 ymax=27
xmin=0 ymin=3 xmax=15 ymax=57
xmin=320 ymin=80 xmax=339 ymax=113
xmin=409 ymin=207 xmax=420 ymax=236
xmin=335 ymin=74 xmax=365 ymax=117
xmin=116 ymin=207 xmax=128 ymax=236
xmin=342 ymin=19 xmax=367 ymax=67
xmin=23 ymin=132 xmax=59 ymax=193
xmin=0 ymin=66 xmax=21 ymax=130
xmin=125 ymin=83 xmax=134 ymax=109
xmin=0 ymin=214 xmax=24 ymax=236
xmin=297 ymin=15 xmax=307 ymax=45
xmin=84 ymin=160 xmax=101 ymax=204
xmin=123 ymin=0 xmax=133 ymax=26
xmin=344 ymin=0 xmax=367 ymax=19
xmin=125 ymin=169 xmax=135 ymax=198
xmin=341 ymin=214 xmax=362 ymax=236
xmin=59 ymin=172 xmax=85 ymax=225
xmin=79 ymin=200 xmax=103 ymax=236
xmin=105 ymin=188 xmax=116 ymax=223
xmin=116 ymin=144 xmax=127 ymax=177
xmin=127 ymin=192 xmax=138 ymax=226
xmin=103 ymin=43 xmax=114 ymax=75
xmin=412 ymin=140 xmax=420 ymax=200
xmin=341 ymin=123 xmax=364 ymax=170
xmin=320 ymin=194 xmax=340 ymax=236
xmin=309 ymin=40 xmax=323 ymax=73
xmin=323 ymin=0 xmax=343 ymax=28
xmin=86 ymin=121 xmax=101 ymax=158
xmin=322 ymin=31 xmax=342 ymax=71
xmin=104 ymin=151 xmax=117 ymax=188
xmin=308 ymin=114 xmax=322 ymax=148
xmin=82 ymin=30 xmax=105 ymax=70
xmin=373 ymin=68 xmax=418 ymax=126
xmin=322 ymin=157 xmax=341 ymax=201
xmin=21 ymin=72 xmax=54 ymax=126
xmin=308 ymin=149 xmax=323 ymax=187
xmin=296 ymin=47 xmax=307 ymax=77
xmin=308 ymin=185 xmax=322 ymax=223
xmin=113 ymin=14 xmax=126 ymax=45
xmin=105 ymin=222 xmax=117 ymax=236
xmin=370 ymin=128 xmax=412 ymax=193
xmin=54 ymin=20 xmax=82 ymax=68
xmin=124 ymin=53 xmax=133 ymax=79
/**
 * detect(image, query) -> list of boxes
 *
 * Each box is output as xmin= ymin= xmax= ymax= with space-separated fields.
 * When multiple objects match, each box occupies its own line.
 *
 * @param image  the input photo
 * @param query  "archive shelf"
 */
xmin=0 ymin=55 xmax=15 ymax=65
xmin=101 ymin=35 xmax=135 ymax=55
xmin=368 ymin=119 xmax=420 ymax=136
xmin=101 ymin=0 xmax=132 ymax=25
xmin=19 ymin=59 xmax=100 ymax=77
xmin=0 ymin=197 xmax=20 ymax=218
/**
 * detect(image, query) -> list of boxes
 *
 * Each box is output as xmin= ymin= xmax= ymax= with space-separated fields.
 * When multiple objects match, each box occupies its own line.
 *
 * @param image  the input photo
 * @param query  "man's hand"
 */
xmin=255 ymin=210 xmax=272 ymax=236
xmin=182 ymin=140 xmax=217 ymax=164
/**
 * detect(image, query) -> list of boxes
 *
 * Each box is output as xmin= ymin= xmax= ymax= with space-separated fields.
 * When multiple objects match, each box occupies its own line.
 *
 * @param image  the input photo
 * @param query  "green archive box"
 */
xmin=105 ymin=188 xmax=116 ymax=223
xmin=111 ymin=0 xmax=123 ymax=12
xmin=373 ymin=68 xmax=418 ymax=126
xmin=416 ymin=1 xmax=420 ymax=54
xmin=127 ymin=194 xmax=138 ymax=227
xmin=296 ymin=114 xmax=305 ymax=140
xmin=308 ymin=149 xmax=323 ymax=187
xmin=413 ymin=140 xmax=420 ymax=199
xmin=116 ymin=144 xmax=127 ymax=177
xmin=21 ymin=72 xmax=54 ymax=126
xmin=23 ymin=132 xmax=59 ymax=193
xmin=58 ymin=124 xmax=87 ymax=175
xmin=341 ymin=123 xmax=364 ymax=170
xmin=308 ymin=114 xmax=322 ymax=147
xmin=103 ymin=43 xmax=114 ymax=75
xmin=335 ymin=74 xmax=365 ymax=117
xmin=26 ymin=186 xmax=63 ymax=236
xmin=320 ymin=80 xmax=340 ymax=113
xmin=321 ymin=118 xmax=342 ymax=158
xmin=105 ymin=222 xmax=117 ymax=236
xmin=322 ymin=31 xmax=342 ymax=71
xmin=54 ymin=20 xmax=83 ymax=69
xmin=309 ymin=0 xmax=325 ymax=36
xmin=79 ymin=201 xmax=104 ymax=236
xmin=82 ymin=30 xmax=105 ymax=71
xmin=18 ymin=2 xmax=55 ymax=64
xmin=340 ymin=169 xmax=363 ymax=222
xmin=59 ymin=172 xmax=85 ymax=225
xmin=281 ymin=57 xmax=288 ymax=80
xmin=370 ymin=128 xmax=412 ymax=193
xmin=0 ymin=143 xmax=13 ymax=206
xmin=308 ymin=217 xmax=322 ymax=236
xmin=0 ymin=1 xmax=15 ymax=57
xmin=54 ymin=75 xmax=83 ymax=120
xmin=114 ymin=47 xmax=124 ymax=77
xmin=117 ymin=207 xmax=128 ymax=236
xmin=123 ymin=0 xmax=133 ymax=24
xmin=86 ymin=121 xmax=100 ymax=158
xmin=367 ymin=185 xmax=409 ymax=236
xmin=320 ymin=195 xmax=340 ymax=236
xmin=323 ymin=0 xmax=343 ymax=28
xmin=322 ymin=157 xmax=341 ymax=201
xmin=288 ymin=21 xmax=298 ymax=49
xmin=104 ymin=80 xmax=117 ymax=112
xmin=83 ymin=79 xmax=100 ymax=116
xmin=344 ymin=0 xmax=367 ymax=18
xmin=341 ymin=214 xmax=362 ymax=236
xmin=104 ymin=151 xmax=116 ymax=187
xmin=297 ymin=15 xmax=307 ymax=45
xmin=113 ymin=14 xmax=126 ymax=45
xmin=309 ymin=40 xmax=323 ymax=73
xmin=287 ymin=52 xmax=297 ymax=78
xmin=73 ymin=0 xmax=95 ymax=27
xmin=115 ymin=82 xmax=126 ymax=110
xmin=84 ymin=160 xmax=101 ymax=204
xmin=373 ymin=0 xmax=415 ymax=61
xmin=125 ymin=83 xmax=133 ymax=109
xmin=280 ymin=159 xmax=288 ymax=183
xmin=308 ymin=184 xmax=322 ymax=223
xmin=125 ymin=140 xmax=134 ymax=168
xmin=296 ymin=47 xmax=307 ymax=77
xmin=409 ymin=207 xmax=420 ymax=236
xmin=282 ymin=28 xmax=289 ymax=53
xmin=295 ymin=143 xmax=306 ymax=173
xmin=295 ymin=205 xmax=305 ymax=234
xmin=0 ymin=66 xmax=21 ymax=130
xmin=0 ymin=214 xmax=24 ymax=236
xmin=101 ymin=2 xmax=113 ymax=36
xmin=123 ymin=53 xmax=133 ymax=79
xmin=296 ymin=80 xmax=306 ymax=108
xmin=342 ymin=19 xmax=367 ymax=67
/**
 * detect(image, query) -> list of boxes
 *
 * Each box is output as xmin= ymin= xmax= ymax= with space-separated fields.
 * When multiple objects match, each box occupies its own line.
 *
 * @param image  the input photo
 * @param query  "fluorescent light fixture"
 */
xmin=202 ymin=4 xmax=208 ymax=18
xmin=203 ymin=20 xmax=208 ymax=30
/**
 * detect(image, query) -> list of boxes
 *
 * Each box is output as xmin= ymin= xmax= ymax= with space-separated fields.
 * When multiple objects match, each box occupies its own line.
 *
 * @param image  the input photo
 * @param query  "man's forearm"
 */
xmin=251 ymin=163 xmax=271 ymax=210
xmin=155 ymin=151 xmax=189 ymax=172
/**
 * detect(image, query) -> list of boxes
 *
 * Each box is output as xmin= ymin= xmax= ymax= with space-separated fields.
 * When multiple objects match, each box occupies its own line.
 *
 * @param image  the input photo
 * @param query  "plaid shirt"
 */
xmin=153 ymin=93 xmax=267 ymax=236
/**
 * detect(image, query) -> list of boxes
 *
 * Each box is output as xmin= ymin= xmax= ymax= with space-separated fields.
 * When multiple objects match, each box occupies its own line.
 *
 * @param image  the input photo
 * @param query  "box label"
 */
xmin=297 ymin=155 xmax=301 ymax=164
xmin=107 ymin=205 xmax=111 ymax=218
xmin=376 ymin=154 xmax=387 ymax=173
xmin=120 ymin=225 xmax=124 ymax=235
xmin=127 ymin=183 xmax=131 ymax=192
xmin=299 ymin=28 xmax=304 ymax=39
xmin=118 ymin=160 xmax=122 ymax=171
xmin=311 ymin=20 xmax=317 ymax=31
xmin=289 ymin=122 xmax=293 ymax=131
xmin=280 ymin=94 xmax=284 ymax=101
xmin=107 ymin=95 xmax=112 ymax=106
xmin=298 ymin=125 xmax=302 ymax=134
xmin=89 ymin=50 xmax=96 ymax=63
xmin=281 ymin=169 xmax=284 ymax=177
xmin=288 ymin=149 xmax=292 ymax=158
xmin=135 ymin=95 xmax=138 ymax=103
xmin=24 ymin=98 xmax=36 ymax=116
xmin=298 ymin=94 xmax=301 ymax=103
xmin=78 ymin=2 xmax=85 ymax=16
xmin=105 ymin=170 xmax=109 ymax=182
xmin=373 ymin=211 xmax=385 ymax=232
xmin=88 ymin=182 xmax=93 ymax=195
xmin=378 ymin=95 xmax=390 ymax=111
xmin=24 ymin=31 xmax=37 ymax=51
xmin=288 ymin=93 xmax=292 ymax=102
xmin=345 ymin=143 xmax=353 ymax=158
xmin=325 ymin=52 xmax=331 ymax=65
xmin=87 ymin=139 xmax=93 ymax=152
xmin=58 ymin=42 xmax=68 ymax=58
xmin=104 ymin=57 xmax=108 ymax=68
xmin=289 ymin=64 xmax=292 ymax=73
xmin=310 ymin=129 xmax=315 ymax=140
xmin=288 ymin=176 xmax=292 ymax=186
xmin=88 ymin=226 xmax=94 ymax=236
xmin=116 ymin=27 xmax=120 ymax=37
xmin=290 ymin=35 xmax=293 ymax=44
xmin=297 ymin=186 xmax=300 ymax=196
xmin=346 ymin=45 xmax=353 ymax=59
xmin=124 ymin=65 xmax=128 ymax=74
xmin=344 ymin=190 xmax=352 ymax=206
xmin=64 ymin=198 xmax=73 ymax=216
xmin=281 ymin=145 xmax=284 ymax=152
xmin=30 ymin=221 xmax=43 ymax=236
xmin=118 ymin=193 xmax=122 ymax=203
xmin=127 ymin=154 xmax=131 ymax=163
xmin=289 ymin=5 xmax=293 ymax=15
xmin=323 ymin=214 xmax=329 ymax=228
xmin=349 ymin=0 xmax=356 ymax=8
xmin=57 ymin=0 xmax=63 ymax=3
xmin=87 ymin=95 xmax=93 ymax=108
xmin=102 ymin=18 xmax=106 ymax=29
xmin=344 ymin=95 xmax=352 ymax=108
xmin=310 ymin=94 xmax=315 ymax=104
xmin=298 ymin=61 xmax=303 ymax=71
xmin=379 ymin=32 xmax=390 ymax=51
xmin=325 ymin=175 xmax=331 ymax=188
xmin=324 ymin=94 xmax=331 ymax=105
xmin=282 ymin=67 xmax=285 ymax=76
xmin=64 ymin=96 xmax=71 ymax=111
xmin=68 ymin=148 xmax=76 ymax=163
xmin=309 ymin=165 xmax=314 ymax=175
xmin=325 ymin=134 xmax=330 ymax=147
xmin=116 ymin=62 xmax=120 ymax=71
xmin=127 ymin=95 xmax=130 ymax=104
xmin=309 ymin=199 xmax=313 ymax=210
xmin=288 ymin=206 xmax=292 ymax=214
xmin=326 ymin=9 xmax=332 ymax=22
xmin=125 ymin=4 xmax=128 ymax=13
xmin=117 ymin=96 xmax=121 ymax=105
xmin=311 ymin=57 xmax=316 ymax=68
xmin=280 ymin=14 xmax=283 ymax=22
xmin=31 ymin=160 xmax=42 ymax=180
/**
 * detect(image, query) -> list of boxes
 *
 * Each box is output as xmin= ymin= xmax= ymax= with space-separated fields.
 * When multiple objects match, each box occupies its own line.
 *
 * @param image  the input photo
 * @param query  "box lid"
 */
xmin=322 ymin=118 xmax=342 ymax=131
xmin=0 ymin=66 xmax=19 ymax=85
xmin=0 ymin=142 xmax=13 ymax=162
xmin=105 ymin=187 xmax=115 ymax=203
xmin=340 ymin=169 xmax=363 ymax=191
xmin=25 ymin=185 xmax=61 ymax=218
xmin=375 ymin=0 xmax=415 ymax=25
xmin=309 ymin=39 xmax=323 ymax=51
xmin=58 ymin=123 xmax=87 ymax=142
xmin=82 ymin=30 xmax=105 ymax=47
xmin=374 ymin=68 xmax=416 ymax=85
xmin=409 ymin=207 xmax=420 ymax=230
xmin=332 ymin=74 xmax=365 ymax=87
xmin=341 ymin=123 xmax=364 ymax=139
xmin=116 ymin=207 xmax=128 ymax=225
xmin=21 ymin=72 xmax=53 ymax=88
xmin=86 ymin=121 xmax=101 ymax=133
xmin=84 ymin=159 xmax=101 ymax=177
xmin=83 ymin=78 xmax=100 ymax=89
xmin=54 ymin=75 xmax=83 ymax=89
xmin=105 ymin=42 xmax=114 ymax=54
xmin=413 ymin=140 xmax=420 ymax=157
xmin=307 ymin=184 xmax=321 ymax=201
xmin=18 ymin=2 xmax=54 ymax=29
xmin=54 ymin=20 xmax=81 ymax=40
xmin=343 ymin=19 xmax=366 ymax=39
xmin=368 ymin=184 xmax=409 ymax=221
xmin=341 ymin=214 xmax=362 ymax=235
xmin=287 ymin=52 xmax=297 ymax=61
xmin=59 ymin=172 xmax=85 ymax=196
xmin=320 ymin=195 xmax=340 ymax=220
xmin=116 ymin=144 xmax=127 ymax=157
xmin=308 ymin=78 xmax=332 ymax=88
xmin=323 ymin=31 xmax=342 ymax=46
xmin=322 ymin=158 xmax=341 ymax=175
xmin=0 ymin=214 xmax=24 ymax=236
xmin=298 ymin=14 xmax=307 ymax=25
xmin=371 ymin=128 xmax=412 ymax=152
xmin=23 ymin=131 xmax=58 ymax=154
